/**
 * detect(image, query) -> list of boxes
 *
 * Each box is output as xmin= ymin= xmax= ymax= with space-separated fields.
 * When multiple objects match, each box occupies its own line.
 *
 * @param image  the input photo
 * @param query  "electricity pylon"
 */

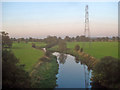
xmin=84 ymin=5 xmax=91 ymax=49
xmin=84 ymin=5 xmax=90 ymax=38
xmin=83 ymin=5 xmax=91 ymax=89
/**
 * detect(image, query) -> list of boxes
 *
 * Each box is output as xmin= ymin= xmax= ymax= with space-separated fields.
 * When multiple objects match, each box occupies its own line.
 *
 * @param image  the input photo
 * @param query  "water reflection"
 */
xmin=53 ymin=52 xmax=92 ymax=88
xmin=58 ymin=53 xmax=67 ymax=64
xmin=75 ymin=56 xmax=80 ymax=63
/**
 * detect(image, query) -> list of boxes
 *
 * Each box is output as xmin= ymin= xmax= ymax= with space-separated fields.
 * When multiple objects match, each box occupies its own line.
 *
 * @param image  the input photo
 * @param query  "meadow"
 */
xmin=34 ymin=42 xmax=46 ymax=48
xmin=12 ymin=42 xmax=45 ymax=71
xmin=67 ymin=42 xmax=118 ymax=59
xmin=49 ymin=41 xmax=118 ymax=59
xmin=12 ymin=41 xmax=118 ymax=71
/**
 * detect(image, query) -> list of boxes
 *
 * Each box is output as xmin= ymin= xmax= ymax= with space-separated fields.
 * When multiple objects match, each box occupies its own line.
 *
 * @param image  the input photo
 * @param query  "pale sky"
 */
xmin=2 ymin=2 xmax=118 ymax=38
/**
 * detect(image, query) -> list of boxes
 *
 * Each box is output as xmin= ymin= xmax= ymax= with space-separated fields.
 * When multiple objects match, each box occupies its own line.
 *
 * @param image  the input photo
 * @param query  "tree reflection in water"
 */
xmin=75 ymin=56 xmax=91 ymax=88
xmin=58 ymin=53 xmax=67 ymax=64
xmin=75 ymin=56 xmax=80 ymax=63
xmin=54 ymin=52 xmax=93 ymax=88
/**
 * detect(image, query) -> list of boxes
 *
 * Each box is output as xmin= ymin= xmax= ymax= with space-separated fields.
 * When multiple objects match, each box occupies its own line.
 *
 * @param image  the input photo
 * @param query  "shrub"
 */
xmin=92 ymin=56 xmax=120 ymax=88
xmin=74 ymin=44 xmax=80 ymax=51
xmin=45 ymin=50 xmax=51 ymax=57
xmin=32 ymin=43 xmax=36 ymax=48
xmin=80 ymin=48 xmax=83 ymax=52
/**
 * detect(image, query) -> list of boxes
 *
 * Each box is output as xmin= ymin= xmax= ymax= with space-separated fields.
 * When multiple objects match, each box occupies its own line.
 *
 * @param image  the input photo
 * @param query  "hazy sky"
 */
xmin=2 ymin=2 xmax=118 ymax=38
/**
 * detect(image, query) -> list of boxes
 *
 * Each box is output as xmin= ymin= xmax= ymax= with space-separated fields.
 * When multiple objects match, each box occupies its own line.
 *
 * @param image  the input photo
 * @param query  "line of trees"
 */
xmin=64 ymin=36 xmax=120 ymax=42
xmin=11 ymin=37 xmax=43 ymax=43
xmin=11 ymin=35 xmax=120 ymax=43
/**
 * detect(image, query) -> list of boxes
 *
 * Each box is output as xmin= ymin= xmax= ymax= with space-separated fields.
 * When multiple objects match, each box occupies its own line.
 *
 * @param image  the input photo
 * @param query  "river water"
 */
xmin=53 ymin=52 xmax=92 ymax=88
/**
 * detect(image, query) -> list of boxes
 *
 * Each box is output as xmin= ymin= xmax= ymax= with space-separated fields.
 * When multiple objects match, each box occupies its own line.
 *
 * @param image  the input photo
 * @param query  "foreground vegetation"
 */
xmin=92 ymin=56 xmax=120 ymax=88
xmin=31 ymin=55 xmax=58 ymax=88
xmin=2 ymin=32 xmax=31 ymax=88
xmin=3 ymin=49 xmax=31 ymax=88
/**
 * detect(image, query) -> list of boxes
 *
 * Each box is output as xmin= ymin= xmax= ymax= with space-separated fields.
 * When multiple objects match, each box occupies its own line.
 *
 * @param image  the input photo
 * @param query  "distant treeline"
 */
xmin=11 ymin=35 xmax=120 ymax=43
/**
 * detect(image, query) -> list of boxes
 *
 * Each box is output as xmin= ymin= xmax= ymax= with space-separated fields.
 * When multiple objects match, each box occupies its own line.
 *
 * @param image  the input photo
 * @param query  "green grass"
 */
xmin=32 ymin=56 xmax=58 ymax=88
xmin=12 ymin=42 xmax=44 ymax=71
xmin=67 ymin=42 xmax=118 ymax=59
xmin=33 ymin=42 xmax=46 ymax=48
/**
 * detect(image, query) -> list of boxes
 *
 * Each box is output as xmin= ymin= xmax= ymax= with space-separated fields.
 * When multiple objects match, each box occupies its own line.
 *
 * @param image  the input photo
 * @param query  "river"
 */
xmin=53 ymin=52 xmax=92 ymax=88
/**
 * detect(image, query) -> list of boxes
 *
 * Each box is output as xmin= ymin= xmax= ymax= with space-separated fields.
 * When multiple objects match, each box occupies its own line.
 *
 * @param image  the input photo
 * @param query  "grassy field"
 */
xmin=49 ymin=42 xmax=118 ymax=59
xmin=34 ymin=42 xmax=46 ymax=48
xmin=67 ymin=42 xmax=118 ymax=59
xmin=12 ymin=42 xmax=44 ymax=71
xmin=12 ymin=41 xmax=118 ymax=71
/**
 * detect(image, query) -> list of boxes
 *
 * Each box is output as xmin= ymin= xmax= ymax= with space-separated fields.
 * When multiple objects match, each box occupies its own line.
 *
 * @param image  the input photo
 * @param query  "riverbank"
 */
xmin=49 ymin=41 xmax=119 ymax=70
xmin=67 ymin=49 xmax=98 ymax=70
xmin=31 ymin=55 xmax=59 ymax=88
xmin=30 ymin=46 xmax=59 ymax=88
xmin=49 ymin=47 xmax=97 ymax=70
xmin=12 ymin=42 xmax=59 ymax=88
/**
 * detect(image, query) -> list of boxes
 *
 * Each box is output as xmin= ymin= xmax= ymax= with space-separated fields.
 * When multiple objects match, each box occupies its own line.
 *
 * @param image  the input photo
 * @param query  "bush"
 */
xmin=32 ymin=43 xmax=36 ymax=48
xmin=45 ymin=50 xmax=51 ymax=57
xmin=74 ymin=44 xmax=80 ymax=51
xmin=92 ymin=56 xmax=120 ymax=88
xmin=40 ymin=57 xmax=50 ymax=62
xmin=2 ymin=50 xmax=31 ymax=88
xmin=80 ymin=48 xmax=83 ymax=52
xmin=58 ymin=40 xmax=67 ymax=53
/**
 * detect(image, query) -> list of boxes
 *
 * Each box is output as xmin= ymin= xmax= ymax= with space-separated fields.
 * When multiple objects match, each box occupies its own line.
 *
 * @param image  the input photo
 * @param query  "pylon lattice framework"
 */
xmin=84 ymin=5 xmax=90 ymax=38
